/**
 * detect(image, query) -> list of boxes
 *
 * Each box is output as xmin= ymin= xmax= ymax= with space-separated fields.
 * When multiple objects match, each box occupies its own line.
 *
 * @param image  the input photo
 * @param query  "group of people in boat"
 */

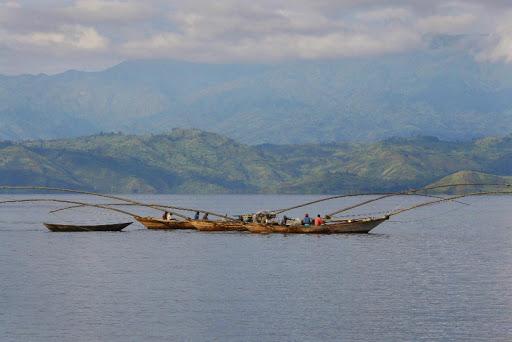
xmin=248 ymin=213 xmax=325 ymax=226
xmin=194 ymin=211 xmax=208 ymax=220
xmin=163 ymin=209 xmax=325 ymax=226
xmin=302 ymin=213 xmax=324 ymax=226
xmin=163 ymin=211 xmax=209 ymax=221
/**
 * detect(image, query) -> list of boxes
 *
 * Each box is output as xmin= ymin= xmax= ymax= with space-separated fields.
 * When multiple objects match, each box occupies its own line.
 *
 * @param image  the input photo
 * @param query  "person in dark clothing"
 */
xmin=202 ymin=212 xmax=209 ymax=220
xmin=194 ymin=211 xmax=200 ymax=220
xmin=280 ymin=215 xmax=288 ymax=225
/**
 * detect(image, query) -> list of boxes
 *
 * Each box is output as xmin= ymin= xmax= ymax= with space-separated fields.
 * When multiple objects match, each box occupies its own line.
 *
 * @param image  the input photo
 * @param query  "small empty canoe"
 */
xmin=44 ymin=222 xmax=132 ymax=232
xmin=135 ymin=216 xmax=195 ymax=230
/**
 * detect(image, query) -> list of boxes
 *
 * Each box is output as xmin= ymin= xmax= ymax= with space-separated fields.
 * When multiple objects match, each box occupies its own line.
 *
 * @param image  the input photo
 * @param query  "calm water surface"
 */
xmin=1 ymin=194 xmax=512 ymax=341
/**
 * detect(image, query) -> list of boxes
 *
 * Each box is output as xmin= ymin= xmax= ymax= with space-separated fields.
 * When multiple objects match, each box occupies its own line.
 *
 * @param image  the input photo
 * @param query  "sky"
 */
xmin=0 ymin=0 xmax=511 ymax=75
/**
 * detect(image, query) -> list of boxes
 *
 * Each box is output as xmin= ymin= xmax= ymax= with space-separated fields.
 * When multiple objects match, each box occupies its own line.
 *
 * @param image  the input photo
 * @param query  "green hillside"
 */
xmin=427 ymin=171 xmax=512 ymax=194
xmin=2 ymin=130 xmax=512 ymax=193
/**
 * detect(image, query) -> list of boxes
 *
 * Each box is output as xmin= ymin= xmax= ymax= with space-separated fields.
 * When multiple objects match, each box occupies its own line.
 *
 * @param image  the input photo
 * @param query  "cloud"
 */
xmin=122 ymin=28 xmax=421 ymax=62
xmin=355 ymin=7 xmax=412 ymax=22
xmin=2 ymin=0 xmax=512 ymax=74
xmin=416 ymin=14 xmax=476 ymax=35
xmin=477 ymin=12 xmax=512 ymax=63
xmin=62 ymin=0 xmax=154 ymax=23
xmin=2 ymin=25 xmax=108 ymax=52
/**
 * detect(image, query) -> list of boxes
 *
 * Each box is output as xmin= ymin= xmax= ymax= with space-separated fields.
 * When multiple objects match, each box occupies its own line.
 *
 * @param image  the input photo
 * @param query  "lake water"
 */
xmin=1 ymin=194 xmax=512 ymax=341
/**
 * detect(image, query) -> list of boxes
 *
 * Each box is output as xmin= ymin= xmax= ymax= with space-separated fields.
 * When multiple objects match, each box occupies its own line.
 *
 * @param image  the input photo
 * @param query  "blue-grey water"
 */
xmin=1 ymin=194 xmax=511 ymax=341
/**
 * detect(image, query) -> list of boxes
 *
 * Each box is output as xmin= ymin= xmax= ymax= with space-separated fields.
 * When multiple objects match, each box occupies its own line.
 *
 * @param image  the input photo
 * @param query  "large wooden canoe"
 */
xmin=190 ymin=219 xmax=248 ymax=232
xmin=44 ymin=222 xmax=132 ymax=232
xmin=135 ymin=216 xmax=195 ymax=230
xmin=246 ymin=216 xmax=389 ymax=234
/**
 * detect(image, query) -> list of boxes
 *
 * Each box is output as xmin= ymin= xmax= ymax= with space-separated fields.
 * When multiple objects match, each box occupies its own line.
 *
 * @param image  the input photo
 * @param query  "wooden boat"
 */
xmin=190 ymin=219 xmax=248 ymax=232
xmin=44 ymin=222 xmax=132 ymax=232
xmin=323 ymin=216 xmax=389 ymax=233
xmin=246 ymin=216 xmax=389 ymax=234
xmin=134 ymin=216 xmax=195 ymax=230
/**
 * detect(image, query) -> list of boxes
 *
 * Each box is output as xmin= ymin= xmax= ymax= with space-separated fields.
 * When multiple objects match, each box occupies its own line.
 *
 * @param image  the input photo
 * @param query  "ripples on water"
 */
xmin=1 ymin=194 xmax=511 ymax=341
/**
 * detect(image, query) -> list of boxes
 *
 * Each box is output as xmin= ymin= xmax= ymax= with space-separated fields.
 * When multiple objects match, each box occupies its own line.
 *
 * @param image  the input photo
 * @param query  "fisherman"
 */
xmin=303 ymin=213 xmax=312 ymax=226
xmin=280 ymin=215 xmax=288 ymax=226
xmin=202 ymin=212 xmax=209 ymax=220
xmin=314 ymin=214 xmax=324 ymax=226
xmin=194 ymin=211 xmax=200 ymax=220
xmin=162 ymin=211 xmax=172 ymax=220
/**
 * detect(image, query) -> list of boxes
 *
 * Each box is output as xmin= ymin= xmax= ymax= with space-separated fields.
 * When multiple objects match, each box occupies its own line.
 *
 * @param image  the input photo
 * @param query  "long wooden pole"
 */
xmin=0 ymin=186 xmax=192 ymax=219
xmin=273 ymin=182 xmax=509 ymax=217
xmin=0 ymin=198 xmax=139 ymax=217
xmin=0 ymin=186 xmax=238 ymax=221
xmin=49 ymin=202 xmax=238 ymax=221
xmin=389 ymin=190 xmax=512 ymax=217
xmin=325 ymin=193 xmax=467 ymax=218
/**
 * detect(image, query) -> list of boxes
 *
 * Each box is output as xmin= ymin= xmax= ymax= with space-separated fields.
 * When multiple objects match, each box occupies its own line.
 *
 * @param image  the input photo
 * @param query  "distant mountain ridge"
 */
xmin=2 ymin=129 xmax=512 ymax=194
xmin=2 ymin=45 xmax=512 ymax=144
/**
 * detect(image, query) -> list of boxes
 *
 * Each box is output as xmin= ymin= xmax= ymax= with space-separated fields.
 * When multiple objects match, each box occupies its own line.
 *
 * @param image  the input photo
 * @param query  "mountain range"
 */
xmin=2 ymin=39 xmax=512 ymax=144
xmin=2 ymin=129 xmax=512 ymax=194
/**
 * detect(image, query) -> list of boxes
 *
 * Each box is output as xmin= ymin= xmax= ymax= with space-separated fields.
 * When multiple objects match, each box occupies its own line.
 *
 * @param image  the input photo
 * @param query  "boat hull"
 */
xmin=135 ymin=216 xmax=195 ymax=230
xmin=191 ymin=220 xmax=247 ymax=232
xmin=44 ymin=222 xmax=132 ymax=232
xmin=246 ymin=216 xmax=389 ymax=234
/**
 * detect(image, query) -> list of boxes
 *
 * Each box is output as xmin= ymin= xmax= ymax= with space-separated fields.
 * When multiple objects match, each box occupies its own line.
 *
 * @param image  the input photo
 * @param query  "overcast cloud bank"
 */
xmin=0 ymin=0 xmax=511 ymax=74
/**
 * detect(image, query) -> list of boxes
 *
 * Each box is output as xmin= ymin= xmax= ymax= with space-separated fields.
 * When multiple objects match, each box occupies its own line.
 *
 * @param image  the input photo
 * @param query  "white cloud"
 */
xmin=416 ymin=14 xmax=476 ymax=35
xmin=63 ymin=0 xmax=153 ymax=22
xmin=4 ymin=25 xmax=108 ymax=52
xmin=477 ymin=12 xmax=512 ymax=63
xmin=355 ymin=7 xmax=412 ymax=22
xmin=2 ymin=0 xmax=512 ymax=74
xmin=122 ymin=27 xmax=422 ymax=62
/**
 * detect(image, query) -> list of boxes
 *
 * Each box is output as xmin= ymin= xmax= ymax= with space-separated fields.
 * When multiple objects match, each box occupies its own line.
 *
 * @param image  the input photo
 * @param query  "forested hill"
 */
xmin=2 ymin=129 xmax=512 ymax=194
xmin=2 ymin=45 xmax=512 ymax=144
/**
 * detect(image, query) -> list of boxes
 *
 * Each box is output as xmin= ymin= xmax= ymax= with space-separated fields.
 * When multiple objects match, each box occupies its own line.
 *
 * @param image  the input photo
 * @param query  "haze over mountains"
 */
xmin=2 ymin=40 xmax=512 ymax=145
